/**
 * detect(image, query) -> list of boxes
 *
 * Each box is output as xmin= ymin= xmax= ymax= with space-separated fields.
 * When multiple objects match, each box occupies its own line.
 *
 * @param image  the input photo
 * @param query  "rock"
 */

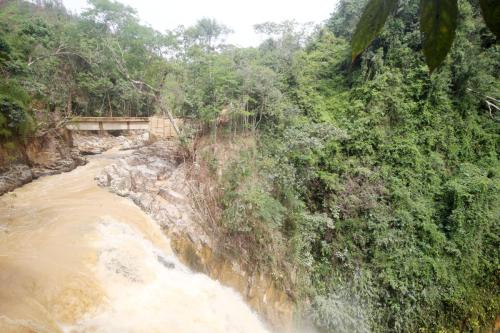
xmin=96 ymin=162 xmax=133 ymax=196
xmin=158 ymin=188 xmax=185 ymax=204
xmin=73 ymin=131 xmax=151 ymax=154
xmin=156 ymin=255 xmax=176 ymax=269
xmin=0 ymin=129 xmax=149 ymax=196
xmin=96 ymin=140 xmax=207 ymax=245
xmin=95 ymin=139 xmax=295 ymax=330
xmin=0 ymin=130 xmax=151 ymax=196
xmin=0 ymin=164 xmax=33 ymax=195
xmin=19 ymin=128 xmax=87 ymax=182
xmin=72 ymin=133 xmax=114 ymax=154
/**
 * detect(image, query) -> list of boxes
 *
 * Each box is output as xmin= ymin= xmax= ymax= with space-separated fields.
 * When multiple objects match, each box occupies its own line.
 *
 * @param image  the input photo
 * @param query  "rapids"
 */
xmin=0 ymin=149 xmax=269 ymax=333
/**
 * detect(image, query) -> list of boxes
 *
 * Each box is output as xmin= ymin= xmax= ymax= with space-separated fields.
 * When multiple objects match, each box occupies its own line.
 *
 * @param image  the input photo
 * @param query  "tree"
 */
xmin=351 ymin=0 xmax=499 ymax=72
xmin=184 ymin=18 xmax=232 ymax=51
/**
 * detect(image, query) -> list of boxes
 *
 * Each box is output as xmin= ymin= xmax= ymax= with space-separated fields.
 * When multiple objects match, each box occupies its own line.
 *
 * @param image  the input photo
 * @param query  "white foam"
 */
xmin=64 ymin=218 xmax=270 ymax=333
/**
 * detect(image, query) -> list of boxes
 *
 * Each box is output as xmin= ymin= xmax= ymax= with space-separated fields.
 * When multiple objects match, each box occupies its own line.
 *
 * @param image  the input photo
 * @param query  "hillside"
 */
xmin=0 ymin=0 xmax=498 ymax=332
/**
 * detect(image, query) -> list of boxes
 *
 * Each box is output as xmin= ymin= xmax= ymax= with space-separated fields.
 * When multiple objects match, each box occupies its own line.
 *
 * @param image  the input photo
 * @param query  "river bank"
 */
xmin=95 ymin=137 xmax=297 ymax=331
xmin=0 ymin=128 xmax=84 ymax=195
xmin=0 ymin=143 xmax=270 ymax=333
xmin=0 ymin=130 xmax=149 ymax=196
xmin=0 ymin=131 xmax=299 ymax=331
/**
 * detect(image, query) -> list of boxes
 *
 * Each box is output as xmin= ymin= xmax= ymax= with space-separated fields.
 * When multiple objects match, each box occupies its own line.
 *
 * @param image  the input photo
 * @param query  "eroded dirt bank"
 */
xmin=0 ymin=130 xmax=149 ymax=195
xmin=0 ymin=129 xmax=84 ymax=195
xmin=96 ymin=139 xmax=297 ymax=331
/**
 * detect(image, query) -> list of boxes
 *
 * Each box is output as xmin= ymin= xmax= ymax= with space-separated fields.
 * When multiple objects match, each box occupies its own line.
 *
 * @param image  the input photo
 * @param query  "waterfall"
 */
xmin=0 ymin=151 xmax=269 ymax=333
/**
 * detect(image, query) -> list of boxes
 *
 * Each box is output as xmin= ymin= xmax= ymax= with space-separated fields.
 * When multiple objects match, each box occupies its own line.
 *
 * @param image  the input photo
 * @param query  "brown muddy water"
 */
xmin=0 ymin=149 xmax=269 ymax=333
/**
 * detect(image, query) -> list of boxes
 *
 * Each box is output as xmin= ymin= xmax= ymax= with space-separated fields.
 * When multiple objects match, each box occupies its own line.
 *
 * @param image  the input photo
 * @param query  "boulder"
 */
xmin=0 ymin=164 xmax=33 ymax=195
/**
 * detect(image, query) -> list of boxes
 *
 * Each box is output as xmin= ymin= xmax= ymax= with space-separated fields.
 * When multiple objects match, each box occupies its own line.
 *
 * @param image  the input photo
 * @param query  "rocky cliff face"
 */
xmin=0 ymin=130 xmax=149 ymax=196
xmin=95 ymin=140 xmax=296 ymax=331
xmin=0 ymin=129 xmax=84 ymax=195
xmin=72 ymin=131 xmax=150 ymax=155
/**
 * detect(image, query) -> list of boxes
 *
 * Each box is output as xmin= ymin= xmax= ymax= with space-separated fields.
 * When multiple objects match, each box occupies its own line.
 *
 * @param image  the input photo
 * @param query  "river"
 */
xmin=0 ymin=149 xmax=269 ymax=333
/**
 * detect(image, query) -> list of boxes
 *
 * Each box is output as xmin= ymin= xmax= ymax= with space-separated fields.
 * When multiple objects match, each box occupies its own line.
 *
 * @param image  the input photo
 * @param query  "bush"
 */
xmin=310 ymin=291 xmax=372 ymax=333
xmin=0 ymin=98 xmax=34 ymax=138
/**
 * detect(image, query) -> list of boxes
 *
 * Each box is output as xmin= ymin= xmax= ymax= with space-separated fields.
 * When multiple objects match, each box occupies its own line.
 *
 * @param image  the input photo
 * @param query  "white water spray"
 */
xmin=0 ymin=151 xmax=269 ymax=333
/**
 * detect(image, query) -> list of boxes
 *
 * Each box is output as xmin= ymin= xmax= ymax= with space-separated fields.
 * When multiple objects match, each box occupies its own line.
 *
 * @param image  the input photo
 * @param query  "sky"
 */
xmin=62 ymin=0 xmax=338 ymax=47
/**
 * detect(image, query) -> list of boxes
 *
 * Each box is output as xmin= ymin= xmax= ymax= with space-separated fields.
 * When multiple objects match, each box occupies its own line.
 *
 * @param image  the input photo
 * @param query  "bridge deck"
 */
xmin=66 ymin=116 xmax=180 ymax=138
xmin=67 ymin=116 xmax=150 ymax=131
xmin=70 ymin=117 xmax=149 ymax=122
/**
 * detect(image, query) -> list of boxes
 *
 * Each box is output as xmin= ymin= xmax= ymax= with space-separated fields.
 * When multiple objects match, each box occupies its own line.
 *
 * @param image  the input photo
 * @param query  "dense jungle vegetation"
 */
xmin=0 ymin=0 xmax=498 ymax=331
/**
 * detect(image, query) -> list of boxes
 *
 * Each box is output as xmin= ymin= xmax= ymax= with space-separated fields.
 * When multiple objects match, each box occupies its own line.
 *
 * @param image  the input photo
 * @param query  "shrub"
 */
xmin=0 ymin=84 xmax=35 ymax=139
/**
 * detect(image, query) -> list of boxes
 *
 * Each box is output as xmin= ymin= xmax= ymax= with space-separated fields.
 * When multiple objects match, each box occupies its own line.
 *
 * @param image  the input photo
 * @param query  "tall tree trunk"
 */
xmin=157 ymin=95 xmax=180 ymax=136
xmin=108 ymin=94 xmax=113 ymax=117
xmin=66 ymin=90 xmax=72 ymax=118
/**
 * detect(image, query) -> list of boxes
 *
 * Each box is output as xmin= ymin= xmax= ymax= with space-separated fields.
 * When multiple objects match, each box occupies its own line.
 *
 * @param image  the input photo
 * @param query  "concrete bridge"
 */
xmin=66 ymin=117 xmax=180 ymax=138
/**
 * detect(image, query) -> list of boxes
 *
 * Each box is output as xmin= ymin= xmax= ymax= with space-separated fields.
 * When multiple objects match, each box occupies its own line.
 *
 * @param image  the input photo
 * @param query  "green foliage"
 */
xmin=0 ymin=1 xmax=498 ymax=332
xmin=352 ymin=0 xmax=499 ymax=71
xmin=0 ymin=96 xmax=34 ymax=139
xmin=219 ymin=151 xmax=288 ymax=267
xmin=479 ymin=0 xmax=500 ymax=37
xmin=0 ymin=0 xmax=288 ymax=137
xmin=326 ymin=0 xmax=368 ymax=39
xmin=0 ymin=0 xmax=172 ymax=124
xmin=0 ymin=81 xmax=34 ymax=139
xmin=0 ymin=36 xmax=11 ymax=61
xmin=351 ymin=0 xmax=398 ymax=60
xmin=420 ymin=0 xmax=458 ymax=73
xmin=229 ymin=0 xmax=498 ymax=331
xmin=310 ymin=289 xmax=372 ymax=333
xmin=223 ymin=184 xmax=285 ymax=233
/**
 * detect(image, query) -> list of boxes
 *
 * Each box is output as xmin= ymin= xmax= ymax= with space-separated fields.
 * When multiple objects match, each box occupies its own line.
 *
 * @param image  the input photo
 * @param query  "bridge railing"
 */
xmin=149 ymin=116 xmax=182 ymax=138
xmin=66 ymin=116 xmax=181 ymax=138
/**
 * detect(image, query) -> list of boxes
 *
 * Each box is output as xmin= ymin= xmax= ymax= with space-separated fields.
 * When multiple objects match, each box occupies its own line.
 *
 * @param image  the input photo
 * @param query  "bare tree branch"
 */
xmin=467 ymin=88 xmax=499 ymax=118
xmin=106 ymin=40 xmax=180 ymax=135
xmin=28 ymin=44 xmax=90 ymax=67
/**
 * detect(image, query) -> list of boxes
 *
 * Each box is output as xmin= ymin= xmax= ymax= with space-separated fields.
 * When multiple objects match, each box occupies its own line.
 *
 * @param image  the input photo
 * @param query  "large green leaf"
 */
xmin=351 ymin=0 xmax=398 ymax=61
xmin=420 ymin=0 xmax=458 ymax=73
xmin=479 ymin=0 xmax=500 ymax=38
